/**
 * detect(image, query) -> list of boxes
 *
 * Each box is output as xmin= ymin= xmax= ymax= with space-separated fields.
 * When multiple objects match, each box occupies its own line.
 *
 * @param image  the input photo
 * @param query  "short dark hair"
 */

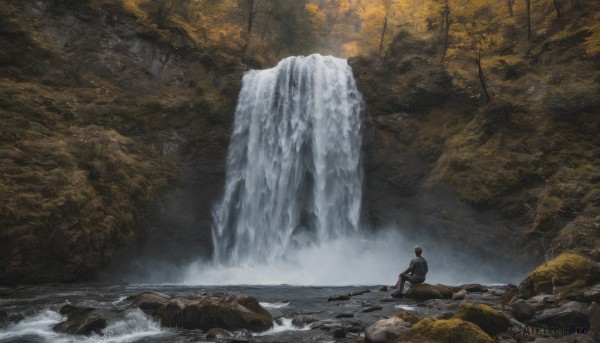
xmin=415 ymin=246 xmax=423 ymax=256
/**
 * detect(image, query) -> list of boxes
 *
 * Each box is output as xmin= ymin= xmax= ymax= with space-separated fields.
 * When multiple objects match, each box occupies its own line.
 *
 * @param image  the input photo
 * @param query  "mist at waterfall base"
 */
xmin=145 ymin=54 xmax=525 ymax=286
xmin=182 ymin=228 xmax=525 ymax=286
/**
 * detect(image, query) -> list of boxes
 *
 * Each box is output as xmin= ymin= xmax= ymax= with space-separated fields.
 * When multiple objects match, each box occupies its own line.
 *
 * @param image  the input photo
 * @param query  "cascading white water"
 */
xmin=212 ymin=54 xmax=364 ymax=265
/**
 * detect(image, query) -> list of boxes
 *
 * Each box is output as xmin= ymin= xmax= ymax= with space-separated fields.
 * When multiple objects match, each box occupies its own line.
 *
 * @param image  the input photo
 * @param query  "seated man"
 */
xmin=393 ymin=246 xmax=428 ymax=297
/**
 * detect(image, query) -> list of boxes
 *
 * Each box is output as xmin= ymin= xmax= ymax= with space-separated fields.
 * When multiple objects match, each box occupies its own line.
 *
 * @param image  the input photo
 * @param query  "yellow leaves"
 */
xmin=342 ymin=41 xmax=360 ymax=57
xmin=584 ymin=14 xmax=600 ymax=56
xmin=305 ymin=3 xmax=319 ymax=15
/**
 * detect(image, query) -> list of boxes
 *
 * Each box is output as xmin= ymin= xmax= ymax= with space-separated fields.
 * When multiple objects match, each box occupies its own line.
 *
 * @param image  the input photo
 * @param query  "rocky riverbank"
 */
xmin=1 ymin=253 xmax=599 ymax=342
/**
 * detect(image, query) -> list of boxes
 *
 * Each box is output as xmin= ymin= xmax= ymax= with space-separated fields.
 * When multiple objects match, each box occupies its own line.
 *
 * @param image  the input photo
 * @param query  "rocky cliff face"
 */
xmin=0 ymin=0 xmax=241 ymax=284
xmin=353 ymin=22 xmax=600 ymax=272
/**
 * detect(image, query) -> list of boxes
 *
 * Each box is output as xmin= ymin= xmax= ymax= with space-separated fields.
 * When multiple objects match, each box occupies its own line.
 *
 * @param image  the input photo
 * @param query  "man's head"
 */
xmin=415 ymin=246 xmax=423 ymax=257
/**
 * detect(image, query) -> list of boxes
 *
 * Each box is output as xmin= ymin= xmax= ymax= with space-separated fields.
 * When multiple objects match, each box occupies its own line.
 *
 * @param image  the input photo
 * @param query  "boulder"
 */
xmin=498 ymin=287 xmax=518 ymax=305
xmin=465 ymin=284 xmax=486 ymax=292
xmin=419 ymin=299 xmax=447 ymax=311
xmin=0 ymin=311 xmax=6 ymax=327
xmin=351 ymin=289 xmax=371 ymax=296
xmin=451 ymin=302 xmax=510 ymax=336
xmin=158 ymin=296 xmax=272 ymax=332
xmin=335 ymin=313 xmax=354 ymax=318
xmin=52 ymin=306 xmax=120 ymax=335
xmin=564 ymin=282 xmax=600 ymax=303
xmin=590 ymin=302 xmax=600 ymax=338
xmin=328 ymin=294 xmax=351 ymax=301
xmin=531 ymin=301 xmax=589 ymax=329
xmin=126 ymin=291 xmax=171 ymax=315
xmin=378 ymin=285 xmax=389 ymax=292
xmin=518 ymin=253 xmax=600 ymax=299
xmin=394 ymin=311 xmax=422 ymax=324
xmin=404 ymin=283 xmax=444 ymax=300
xmin=511 ymin=299 xmax=536 ymax=321
xmin=205 ymin=328 xmax=233 ymax=339
xmin=310 ymin=318 xmax=365 ymax=333
xmin=452 ymin=290 xmax=467 ymax=300
xmin=0 ymin=311 xmax=21 ymax=327
xmin=364 ymin=317 xmax=412 ymax=343
xmin=158 ymin=298 xmax=190 ymax=327
xmin=362 ymin=305 xmax=383 ymax=313
xmin=397 ymin=318 xmax=494 ymax=343
xmin=434 ymin=284 xmax=460 ymax=299
xmin=292 ymin=315 xmax=319 ymax=328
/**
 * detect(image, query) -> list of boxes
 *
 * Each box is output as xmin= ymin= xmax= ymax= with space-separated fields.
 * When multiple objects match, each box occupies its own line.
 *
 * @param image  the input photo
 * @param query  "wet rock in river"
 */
xmin=0 ymin=311 xmax=23 ymax=327
xmin=465 ymin=284 xmax=486 ymax=293
xmin=563 ymin=282 xmax=600 ymax=303
xmin=126 ymin=291 xmax=171 ymax=315
xmin=53 ymin=306 xmax=120 ymax=335
xmin=378 ymin=285 xmax=389 ymax=292
xmin=206 ymin=328 xmax=233 ymax=339
xmin=335 ymin=313 xmax=354 ymax=318
xmin=364 ymin=317 xmax=413 ymax=343
xmin=590 ymin=302 xmax=600 ymax=338
xmin=158 ymin=295 xmax=272 ymax=332
xmin=328 ymin=294 xmax=351 ymax=301
xmin=511 ymin=299 xmax=535 ymax=321
xmin=452 ymin=290 xmax=467 ymax=300
xmin=434 ymin=284 xmax=460 ymax=299
xmin=292 ymin=315 xmax=319 ymax=328
xmin=404 ymin=283 xmax=444 ymax=300
xmin=361 ymin=305 xmax=383 ymax=313
xmin=158 ymin=298 xmax=191 ymax=327
xmin=530 ymin=300 xmax=589 ymax=329
xmin=351 ymin=289 xmax=371 ymax=296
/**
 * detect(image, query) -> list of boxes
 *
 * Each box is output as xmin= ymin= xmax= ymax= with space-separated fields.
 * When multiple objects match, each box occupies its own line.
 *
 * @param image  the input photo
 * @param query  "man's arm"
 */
xmin=400 ymin=260 xmax=415 ymax=275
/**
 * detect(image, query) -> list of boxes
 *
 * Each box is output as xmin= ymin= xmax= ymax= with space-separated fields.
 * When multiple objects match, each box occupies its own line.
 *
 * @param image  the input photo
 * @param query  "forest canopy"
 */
xmin=119 ymin=0 xmax=600 ymax=61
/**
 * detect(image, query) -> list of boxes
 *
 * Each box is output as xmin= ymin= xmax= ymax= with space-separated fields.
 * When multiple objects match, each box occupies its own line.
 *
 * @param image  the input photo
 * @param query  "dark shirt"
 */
xmin=401 ymin=256 xmax=428 ymax=282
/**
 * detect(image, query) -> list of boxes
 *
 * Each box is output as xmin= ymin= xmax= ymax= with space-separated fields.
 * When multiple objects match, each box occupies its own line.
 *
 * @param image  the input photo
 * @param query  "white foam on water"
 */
xmin=395 ymin=304 xmax=419 ymax=311
xmin=259 ymin=301 xmax=290 ymax=309
xmin=254 ymin=318 xmax=310 ymax=336
xmin=0 ymin=308 xmax=165 ymax=343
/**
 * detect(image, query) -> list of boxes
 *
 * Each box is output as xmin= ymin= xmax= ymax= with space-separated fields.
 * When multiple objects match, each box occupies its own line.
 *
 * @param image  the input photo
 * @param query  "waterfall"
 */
xmin=212 ymin=54 xmax=363 ymax=265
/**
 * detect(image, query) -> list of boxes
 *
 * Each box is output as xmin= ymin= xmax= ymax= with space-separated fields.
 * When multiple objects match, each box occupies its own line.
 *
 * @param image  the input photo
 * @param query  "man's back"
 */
xmin=410 ymin=256 xmax=428 ymax=281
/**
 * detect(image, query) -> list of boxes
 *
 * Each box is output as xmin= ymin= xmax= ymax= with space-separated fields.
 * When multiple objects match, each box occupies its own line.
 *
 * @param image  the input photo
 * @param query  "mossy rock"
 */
xmin=451 ymin=302 xmax=509 ymax=336
xmin=397 ymin=318 xmax=494 ymax=343
xmin=518 ymin=253 xmax=600 ymax=298
xmin=394 ymin=311 xmax=421 ymax=324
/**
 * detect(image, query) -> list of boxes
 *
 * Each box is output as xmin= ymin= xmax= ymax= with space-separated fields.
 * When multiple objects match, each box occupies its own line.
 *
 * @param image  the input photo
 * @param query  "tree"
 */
xmin=476 ymin=49 xmax=490 ymax=104
xmin=379 ymin=0 xmax=392 ymax=54
xmin=440 ymin=0 xmax=451 ymax=61
xmin=241 ymin=0 xmax=255 ymax=57
xmin=526 ymin=0 xmax=531 ymax=42
xmin=553 ymin=0 xmax=561 ymax=19
xmin=507 ymin=0 xmax=515 ymax=17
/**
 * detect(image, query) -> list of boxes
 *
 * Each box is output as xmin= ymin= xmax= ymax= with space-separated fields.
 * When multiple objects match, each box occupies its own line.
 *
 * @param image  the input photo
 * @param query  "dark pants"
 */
xmin=395 ymin=273 xmax=424 ymax=292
